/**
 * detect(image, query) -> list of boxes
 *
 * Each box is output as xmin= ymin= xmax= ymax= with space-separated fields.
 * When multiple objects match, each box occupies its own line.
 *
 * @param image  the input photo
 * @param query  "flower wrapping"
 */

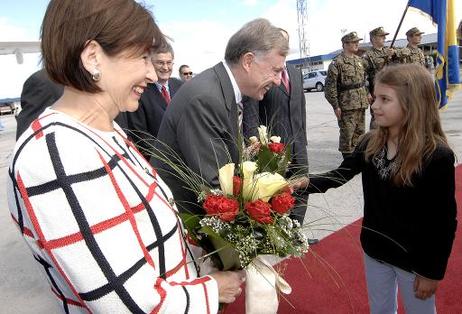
xmin=245 ymin=255 xmax=292 ymax=314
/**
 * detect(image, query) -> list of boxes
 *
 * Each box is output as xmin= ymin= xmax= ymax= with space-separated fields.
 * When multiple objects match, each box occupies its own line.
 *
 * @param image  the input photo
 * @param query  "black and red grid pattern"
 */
xmin=7 ymin=109 xmax=218 ymax=313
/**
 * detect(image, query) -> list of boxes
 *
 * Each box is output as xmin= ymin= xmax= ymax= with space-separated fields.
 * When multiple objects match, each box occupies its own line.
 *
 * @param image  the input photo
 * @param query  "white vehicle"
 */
xmin=303 ymin=70 xmax=327 ymax=92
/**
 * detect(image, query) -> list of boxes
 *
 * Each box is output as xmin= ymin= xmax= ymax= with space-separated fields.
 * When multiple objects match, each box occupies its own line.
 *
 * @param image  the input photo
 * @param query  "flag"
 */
xmin=408 ymin=0 xmax=461 ymax=108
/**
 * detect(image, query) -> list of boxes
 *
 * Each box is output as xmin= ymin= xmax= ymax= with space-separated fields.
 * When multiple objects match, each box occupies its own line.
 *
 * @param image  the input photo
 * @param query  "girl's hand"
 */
xmin=288 ymin=176 xmax=309 ymax=191
xmin=414 ymin=275 xmax=438 ymax=300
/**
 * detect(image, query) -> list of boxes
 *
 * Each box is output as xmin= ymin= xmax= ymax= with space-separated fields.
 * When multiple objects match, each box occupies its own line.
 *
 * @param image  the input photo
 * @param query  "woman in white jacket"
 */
xmin=7 ymin=0 xmax=244 ymax=312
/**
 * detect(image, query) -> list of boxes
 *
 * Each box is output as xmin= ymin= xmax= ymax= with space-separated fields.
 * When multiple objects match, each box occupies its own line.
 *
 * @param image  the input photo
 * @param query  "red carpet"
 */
xmin=226 ymin=165 xmax=462 ymax=313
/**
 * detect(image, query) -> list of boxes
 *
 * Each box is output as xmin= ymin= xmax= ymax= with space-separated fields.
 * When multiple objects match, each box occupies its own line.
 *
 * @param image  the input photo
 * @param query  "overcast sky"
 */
xmin=1 ymin=0 xmax=460 ymax=98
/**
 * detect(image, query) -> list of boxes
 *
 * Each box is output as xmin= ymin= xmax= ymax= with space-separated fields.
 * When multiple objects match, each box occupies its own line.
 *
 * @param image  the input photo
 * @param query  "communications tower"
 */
xmin=296 ymin=0 xmax=310 ymax=70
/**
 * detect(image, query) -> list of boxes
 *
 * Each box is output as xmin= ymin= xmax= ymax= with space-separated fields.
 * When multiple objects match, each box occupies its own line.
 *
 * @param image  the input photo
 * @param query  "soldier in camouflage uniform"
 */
xmin=405 ymin=27 xmax=426 ymax=66
xmin=325 ymin=32 xmax=370 ymax=158
xmin=363 ymin=27 xmax=410 ymax=128
xmin=364 ymin=27 xmax=408 ymax=94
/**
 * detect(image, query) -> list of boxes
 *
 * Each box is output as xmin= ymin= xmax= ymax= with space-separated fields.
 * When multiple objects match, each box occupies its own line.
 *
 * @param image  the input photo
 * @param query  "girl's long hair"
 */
xmin=365 ymin=64 xmax=448 ymax=186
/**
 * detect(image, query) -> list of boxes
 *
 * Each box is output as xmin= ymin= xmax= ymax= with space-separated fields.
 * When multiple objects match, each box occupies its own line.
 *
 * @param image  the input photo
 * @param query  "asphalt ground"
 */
xmin=0 ymin=90 xmax=460 ymax=313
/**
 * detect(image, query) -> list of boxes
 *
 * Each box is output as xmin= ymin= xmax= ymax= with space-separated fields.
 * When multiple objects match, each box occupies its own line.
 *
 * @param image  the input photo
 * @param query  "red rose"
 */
xmin=233 ymin=176 xmax=241 ymax=196
xmin=271 ymin=192 xmax=295 ymax=214
xmin=268 ymin=142 xmax=285 ymax=154
xmin=245 ymin=200 xmax=273 ymax=224
xmin=203 ymin=195 xmax=239 ymax=222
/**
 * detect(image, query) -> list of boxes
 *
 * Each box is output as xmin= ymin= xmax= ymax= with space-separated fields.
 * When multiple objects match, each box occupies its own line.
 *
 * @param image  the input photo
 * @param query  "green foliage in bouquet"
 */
xmin=255 ymin=145 xmax=291 ymax=176
xmin=180 ymin=212 xmax=242 ymax=270
xmin=251 ymin=125 xmax=291 ymax=176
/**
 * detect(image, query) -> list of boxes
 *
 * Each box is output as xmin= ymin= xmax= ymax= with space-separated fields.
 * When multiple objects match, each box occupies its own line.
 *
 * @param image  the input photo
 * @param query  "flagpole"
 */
xmin=390 ymin=1 xmax=410 ymax=47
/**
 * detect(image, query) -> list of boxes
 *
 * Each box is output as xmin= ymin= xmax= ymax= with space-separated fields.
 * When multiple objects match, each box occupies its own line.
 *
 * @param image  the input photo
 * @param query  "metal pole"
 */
xmin=390 ymin=1 xmax=410 ymax=47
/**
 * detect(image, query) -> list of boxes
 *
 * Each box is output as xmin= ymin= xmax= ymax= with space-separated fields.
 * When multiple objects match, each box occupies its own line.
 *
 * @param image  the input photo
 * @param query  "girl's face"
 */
xmin=372 ymin=83 xmax=404 ymax=132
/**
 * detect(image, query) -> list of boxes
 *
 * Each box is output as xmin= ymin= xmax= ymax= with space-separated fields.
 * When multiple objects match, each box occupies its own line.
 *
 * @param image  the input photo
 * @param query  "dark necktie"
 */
xmin=161 ymin=85 xmax=171 ymax=105
xmin=281 ymin=69 xmax=290 ymax=93
xmin=237 ymin=101 xmax=243 ymax=130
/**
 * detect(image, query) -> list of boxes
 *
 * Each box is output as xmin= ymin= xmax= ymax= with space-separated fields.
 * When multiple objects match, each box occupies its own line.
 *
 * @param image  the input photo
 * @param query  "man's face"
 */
xmin=244 ymin=49 xmax=286 ymax=100
xmin=409 ymin=33 xmax=422 ymax=45
xmin=344 ymin=41 xmax=360 ymax=54
xmin=152 ymin=52 xmax=173 ymax=83
xmin=180 ymin=66 xmax=193 ymax=81
xmin=372 ymin=35 xmax=386 ymax=48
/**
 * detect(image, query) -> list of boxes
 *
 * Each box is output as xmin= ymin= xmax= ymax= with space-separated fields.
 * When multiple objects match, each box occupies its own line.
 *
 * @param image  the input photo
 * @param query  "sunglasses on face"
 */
xmin=182 ymin=72 xmax=193 ymax=76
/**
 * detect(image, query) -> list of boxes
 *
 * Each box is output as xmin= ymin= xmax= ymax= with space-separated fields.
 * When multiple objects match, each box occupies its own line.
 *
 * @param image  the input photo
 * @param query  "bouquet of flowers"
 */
xmin=180 ymin=125 xmax=309 ymax=270
xmin=147 ymin=125 xmax=309 ymax=312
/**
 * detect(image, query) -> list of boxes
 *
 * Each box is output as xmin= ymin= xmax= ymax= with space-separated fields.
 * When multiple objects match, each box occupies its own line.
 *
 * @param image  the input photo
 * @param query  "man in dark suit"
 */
xmin=245 ymin=29 xmax=311 ymax=230
xmin=17 ymin=69 xmax=129 ymax=140
xmin=152 ymin=18 xmax=289 ymax=214
xmin=126 ymin=42 xmax=183 ymax=157
xmin=256 ymin=64 xmax=309 ymax=225
xmin=17 ymin=69 xmax=63 ymax=139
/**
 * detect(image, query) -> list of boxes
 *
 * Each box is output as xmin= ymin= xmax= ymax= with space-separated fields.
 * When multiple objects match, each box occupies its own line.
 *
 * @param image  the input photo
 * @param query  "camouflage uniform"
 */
xmin=404 ymin=27 xmax=426 ymax=66
xmin=325 ymin=32 xmax=369 ymax=154
xmin=364 ymin=47 xmax=412 ymax=90
xmin=363 ymin=27 xmax=411 ymax=94
xmin=405 ymin=45 xmax=426 ymax=66
xmin=364 ymin=47 xmax=390 ymax=94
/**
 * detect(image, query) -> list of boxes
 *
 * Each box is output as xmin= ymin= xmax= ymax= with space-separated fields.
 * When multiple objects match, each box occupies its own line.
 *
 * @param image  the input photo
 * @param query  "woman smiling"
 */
xmin=7 ymin=0 xmax=244 ymax=312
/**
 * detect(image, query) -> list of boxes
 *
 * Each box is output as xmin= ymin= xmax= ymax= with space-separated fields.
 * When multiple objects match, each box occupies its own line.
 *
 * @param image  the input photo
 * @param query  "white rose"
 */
xmin=242 ymin=161 xmax=258 ymax=201
xmin=258 ymin=125 xmax=268 ymax=145
xmin=218 ymin=163 xmax=235 ymax=196
xmin=270 ymin=136 xmax=281 ymax=143
xmin=249 ymin=136 xmax=259 ymax=144
xmin=252 ymin=172 xmax=288 ymax=202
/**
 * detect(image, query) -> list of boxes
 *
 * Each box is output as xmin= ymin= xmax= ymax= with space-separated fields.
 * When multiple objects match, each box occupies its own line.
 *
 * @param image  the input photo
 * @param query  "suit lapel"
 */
xmin=287 ymin=65 xmax=298 ymax=122
xmin=213 ymin=62 xmax=239 ymax=136
xmin=147 ymin=82 xmax=169 ymax=110
xmin=168 ymin=78 xmax=181 ymax=97
xmin=278 ymin=83 xmax=289 ymax=96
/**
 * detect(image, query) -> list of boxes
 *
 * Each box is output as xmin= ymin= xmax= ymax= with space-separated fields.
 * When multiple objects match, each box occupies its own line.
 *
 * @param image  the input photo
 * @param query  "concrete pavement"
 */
xmin=0 ymin=90 xmax=460 ymax=313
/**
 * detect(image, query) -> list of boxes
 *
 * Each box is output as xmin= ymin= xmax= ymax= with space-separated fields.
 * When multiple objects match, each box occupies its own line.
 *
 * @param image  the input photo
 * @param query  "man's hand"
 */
xmin=386 ymin=47 xmax=396 ymax=57
xmin=414 ymin=275 xmax=439 ymax=300
xmin=334 ymin=107 xmax=342 ymax=120
xmin=367 ymin=93 xmax=374 ymax=105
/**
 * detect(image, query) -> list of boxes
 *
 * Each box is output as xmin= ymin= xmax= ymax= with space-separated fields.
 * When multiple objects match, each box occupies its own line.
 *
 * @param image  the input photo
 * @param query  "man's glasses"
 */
xmin=153 ymin=61 xmax=173 ymax=67
xmin=182 ymin=72 xmax=193 ymax=76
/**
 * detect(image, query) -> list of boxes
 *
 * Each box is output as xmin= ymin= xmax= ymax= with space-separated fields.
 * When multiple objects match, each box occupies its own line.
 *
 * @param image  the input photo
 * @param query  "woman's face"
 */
xmin=99 ymin=49 xmax=157 ymax=113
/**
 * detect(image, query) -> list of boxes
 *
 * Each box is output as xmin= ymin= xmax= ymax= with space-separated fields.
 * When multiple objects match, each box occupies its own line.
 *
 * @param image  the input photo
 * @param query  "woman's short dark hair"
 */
xmin=41 ymin=0 xmax=165 ymax=93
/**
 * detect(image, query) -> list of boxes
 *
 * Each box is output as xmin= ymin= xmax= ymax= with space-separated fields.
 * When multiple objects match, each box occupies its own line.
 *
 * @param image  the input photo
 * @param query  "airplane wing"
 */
xmin=0 ymin=41 xmax=41 ymax=64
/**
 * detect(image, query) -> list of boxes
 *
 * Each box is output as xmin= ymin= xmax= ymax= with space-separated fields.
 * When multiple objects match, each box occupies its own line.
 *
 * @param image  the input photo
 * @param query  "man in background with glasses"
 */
xmin=127 ymin=42 xmax=183 ymax=158
xmin=179 ymin=64 xmax=193 ymax=81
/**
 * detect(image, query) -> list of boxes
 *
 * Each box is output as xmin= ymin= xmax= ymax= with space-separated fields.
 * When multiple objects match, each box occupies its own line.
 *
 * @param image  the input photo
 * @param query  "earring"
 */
xmin=91 ymin=69 xmax=101 ymax=82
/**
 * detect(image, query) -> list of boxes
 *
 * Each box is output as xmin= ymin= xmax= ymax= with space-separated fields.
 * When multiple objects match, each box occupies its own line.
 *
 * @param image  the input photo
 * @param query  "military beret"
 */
xmin=370 ymin=27 xmax=389 ymax=37
xmin=406 ymin=27 xmax=424 ymax=36
xmin=341 ymin=32 xmax=362 ymax=43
